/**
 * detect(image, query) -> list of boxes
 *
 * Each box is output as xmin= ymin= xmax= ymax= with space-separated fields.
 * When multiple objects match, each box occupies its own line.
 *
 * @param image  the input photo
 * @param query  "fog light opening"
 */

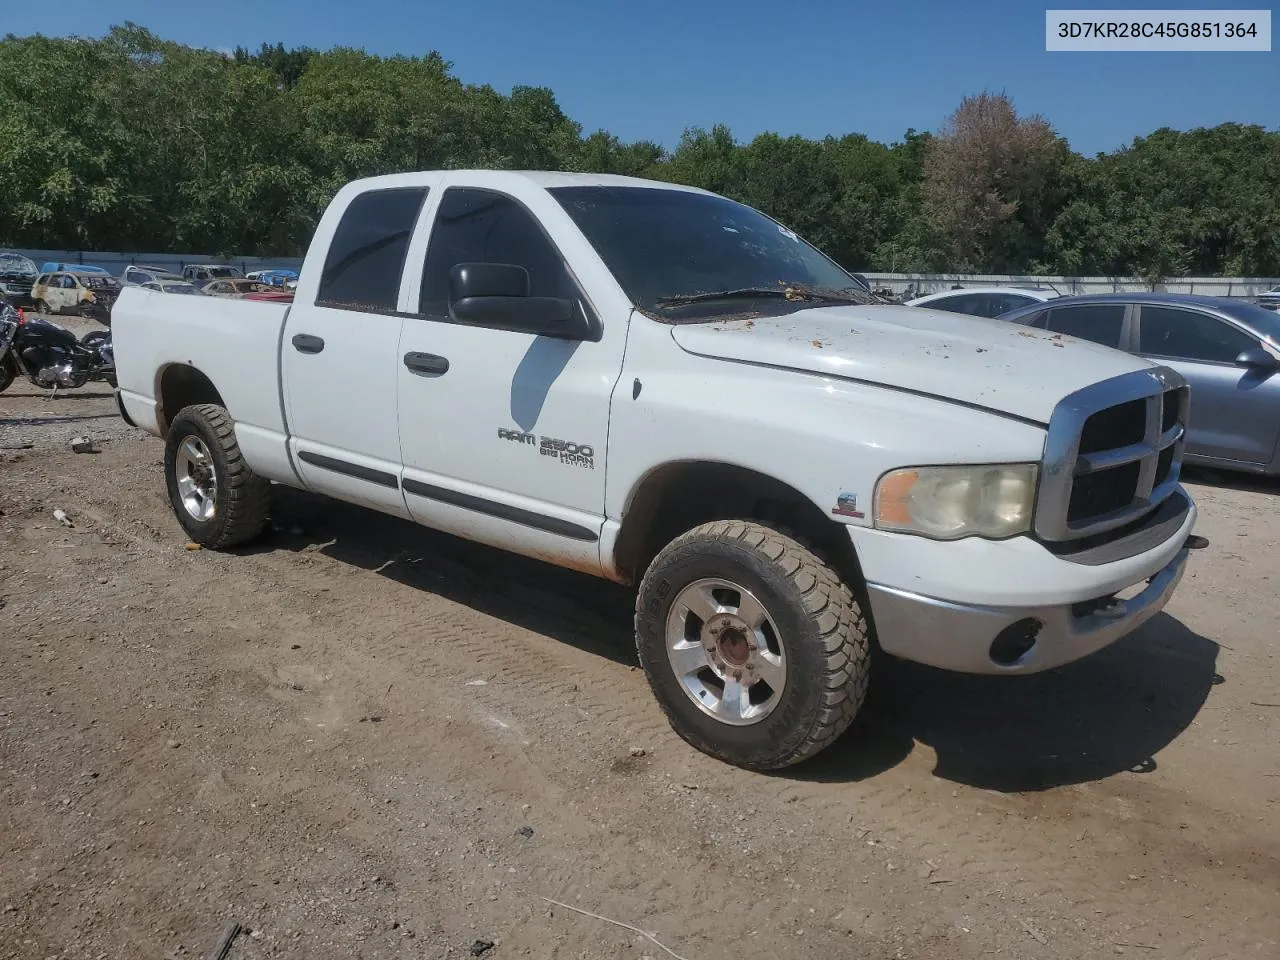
xmin=990 ymin=618 xmax=1042 ymax=667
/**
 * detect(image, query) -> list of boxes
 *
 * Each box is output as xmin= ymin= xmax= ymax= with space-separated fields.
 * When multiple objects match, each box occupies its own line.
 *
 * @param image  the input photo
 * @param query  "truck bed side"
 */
xmin=112 ymin=287 xmax=296 ymax=482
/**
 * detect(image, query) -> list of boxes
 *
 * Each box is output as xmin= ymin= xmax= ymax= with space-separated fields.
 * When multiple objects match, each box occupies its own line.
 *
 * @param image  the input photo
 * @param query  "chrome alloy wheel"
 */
xmin=664 ymin=578 xmax=787 ymax=725
xmin=175 ymin=436 xmax=217 ymax=522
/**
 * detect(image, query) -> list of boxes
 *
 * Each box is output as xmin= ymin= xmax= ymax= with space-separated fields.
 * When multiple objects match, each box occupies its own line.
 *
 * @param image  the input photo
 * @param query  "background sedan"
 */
xmin=999 ymin=293 xmax=1280 ymax=476
xmin=905 ymin=285 xmax=1059 ymax=318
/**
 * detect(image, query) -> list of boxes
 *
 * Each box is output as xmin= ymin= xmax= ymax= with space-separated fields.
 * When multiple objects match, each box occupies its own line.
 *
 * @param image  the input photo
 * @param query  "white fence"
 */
xmin=860 ymin=273 xmax=1280 ymax=300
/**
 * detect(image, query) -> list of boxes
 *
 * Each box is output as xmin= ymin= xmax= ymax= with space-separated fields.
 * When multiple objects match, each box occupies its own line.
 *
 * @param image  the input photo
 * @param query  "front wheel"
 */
xmin=164 ymin=403 xmax=270 ymax=549
xmin=635 ymin=520 xmax=870 ymax=770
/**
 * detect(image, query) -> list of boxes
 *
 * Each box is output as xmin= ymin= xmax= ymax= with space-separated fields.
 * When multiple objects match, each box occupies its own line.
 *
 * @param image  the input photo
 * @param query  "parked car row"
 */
xmin=0 ymin=257 xmax=300 ymax=324
xmin=904 ymin=286 xmax=1280 ymax=476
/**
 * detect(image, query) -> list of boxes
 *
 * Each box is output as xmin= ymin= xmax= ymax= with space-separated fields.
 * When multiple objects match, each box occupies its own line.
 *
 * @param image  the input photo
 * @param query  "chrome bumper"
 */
xmin=866 ymin=546 xmax=1190 ymax=674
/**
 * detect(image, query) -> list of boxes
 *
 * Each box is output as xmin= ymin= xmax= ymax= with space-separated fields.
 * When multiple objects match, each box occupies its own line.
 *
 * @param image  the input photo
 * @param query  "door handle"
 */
xmin=291 ymin=333 xmax=325 ymax=354
xmin=403 ymin=352 xmax=449 ymax=376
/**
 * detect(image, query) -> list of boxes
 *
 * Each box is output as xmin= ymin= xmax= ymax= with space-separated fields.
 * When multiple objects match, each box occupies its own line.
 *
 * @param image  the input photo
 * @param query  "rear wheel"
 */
xmin=164 ymin=403 xmax=270 ymax=549
xmin=34 ymin=299 xmax=49 ymax=316
xmin=635 ymin=520 xmax=870 ymax=770
xmin=0 ymin=355 xmax=15 ymax=393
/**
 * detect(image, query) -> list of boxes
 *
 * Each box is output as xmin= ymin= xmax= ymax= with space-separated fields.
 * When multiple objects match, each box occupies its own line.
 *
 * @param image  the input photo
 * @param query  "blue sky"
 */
xmin=3 ymin=0 xmax=1276 ymax=154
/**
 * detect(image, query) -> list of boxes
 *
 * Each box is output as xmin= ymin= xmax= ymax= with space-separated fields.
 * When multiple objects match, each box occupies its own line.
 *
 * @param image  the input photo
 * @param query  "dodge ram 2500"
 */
xmin=111 ymin=170 xmax=1201 ymax=770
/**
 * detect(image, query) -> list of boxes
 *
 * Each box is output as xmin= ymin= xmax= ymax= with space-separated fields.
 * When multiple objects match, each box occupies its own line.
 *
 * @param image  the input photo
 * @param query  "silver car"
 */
xmin=998 ymin=293 xmax=1280 ymax=476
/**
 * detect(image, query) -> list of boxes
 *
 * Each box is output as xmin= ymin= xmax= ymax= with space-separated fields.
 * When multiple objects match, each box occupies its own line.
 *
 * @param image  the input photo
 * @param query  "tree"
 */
xmin=0 ymin=27 xmax=1276 ymax=278
xmin=920 ymin=92 xmax=1070 ymax=273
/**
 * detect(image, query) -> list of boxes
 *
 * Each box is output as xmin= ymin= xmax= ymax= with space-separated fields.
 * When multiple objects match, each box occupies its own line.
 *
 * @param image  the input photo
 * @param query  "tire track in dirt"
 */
xmin=14 ymin=444 xmax=1280 ymax=958
xmin=187 ymin=503 xmax=1272 ymax=960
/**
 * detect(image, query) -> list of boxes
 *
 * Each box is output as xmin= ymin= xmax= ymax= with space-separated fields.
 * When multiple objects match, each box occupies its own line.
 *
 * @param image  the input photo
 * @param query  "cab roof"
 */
xmin=345 ymin=170 xmax=715 ymax=195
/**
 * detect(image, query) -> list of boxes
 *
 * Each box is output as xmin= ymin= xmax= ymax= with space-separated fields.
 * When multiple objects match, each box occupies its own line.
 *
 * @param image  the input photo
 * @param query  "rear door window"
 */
xmin=316 ymin=186 xmax=430 ymax=312
xmin=1044 ymin=304 xmax=1126 ymax=348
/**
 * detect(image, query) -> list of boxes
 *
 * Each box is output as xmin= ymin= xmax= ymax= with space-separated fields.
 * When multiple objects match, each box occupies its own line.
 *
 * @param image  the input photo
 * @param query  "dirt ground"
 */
xmin=2 ymin=322 xmax=1279 ymax=960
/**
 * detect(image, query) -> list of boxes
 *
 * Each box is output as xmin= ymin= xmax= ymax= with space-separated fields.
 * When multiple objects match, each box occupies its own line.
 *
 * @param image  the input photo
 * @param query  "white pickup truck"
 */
xmin=112 ymin=171 xmax=1200 ymax=770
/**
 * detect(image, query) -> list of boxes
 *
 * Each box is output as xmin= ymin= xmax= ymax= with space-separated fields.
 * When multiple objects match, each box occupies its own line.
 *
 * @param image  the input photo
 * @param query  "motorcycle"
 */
xmin=0 ymin=297 xmax=116 ymax=395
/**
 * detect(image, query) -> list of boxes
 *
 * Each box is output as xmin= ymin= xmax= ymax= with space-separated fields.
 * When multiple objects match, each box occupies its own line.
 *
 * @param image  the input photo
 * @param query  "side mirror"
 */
xmin=448 ymin=262 xmax=584 ymax=340
xmin=1234 ymin=347 xmax=1280 ymax=372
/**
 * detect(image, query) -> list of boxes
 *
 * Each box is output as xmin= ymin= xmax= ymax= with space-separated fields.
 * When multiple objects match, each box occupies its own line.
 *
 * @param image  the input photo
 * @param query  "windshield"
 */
xmin=549 ymin=186 xmax=869 ymax=320
xmin=81 ymin=275 xmax=119 ymax=289
xmin=1220 ymin=299 xmax=1280 ymax=345
xmin=0 ymin=253 xmax=37 ymax=277
xmin=210 ymin=266 xmax=243 ymax=278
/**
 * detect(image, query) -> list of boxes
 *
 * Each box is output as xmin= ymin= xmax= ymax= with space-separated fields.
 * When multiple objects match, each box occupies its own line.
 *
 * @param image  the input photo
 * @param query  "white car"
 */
xmin=111 ymin=171 xmax=1199 ymax=771
xmin=905 ymin=286 xmax=1060 ymax=318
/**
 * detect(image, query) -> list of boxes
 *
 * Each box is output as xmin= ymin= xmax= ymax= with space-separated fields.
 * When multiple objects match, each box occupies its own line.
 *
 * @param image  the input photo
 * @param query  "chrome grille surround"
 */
xmin=1035 ymin=366 xmax=1189 ymax=543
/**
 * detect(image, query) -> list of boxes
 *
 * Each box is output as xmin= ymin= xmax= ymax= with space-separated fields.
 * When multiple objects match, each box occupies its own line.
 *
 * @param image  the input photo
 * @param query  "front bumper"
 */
xmin=866 ymin=547 xmax=1188 ymax=674
xmin=856 ymin=492 xmax=1197 ymax=674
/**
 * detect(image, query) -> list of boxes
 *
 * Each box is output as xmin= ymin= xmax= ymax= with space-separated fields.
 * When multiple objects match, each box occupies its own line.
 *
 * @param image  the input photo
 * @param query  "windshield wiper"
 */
xmin=655 ymin=284 xmax=872 ymax=308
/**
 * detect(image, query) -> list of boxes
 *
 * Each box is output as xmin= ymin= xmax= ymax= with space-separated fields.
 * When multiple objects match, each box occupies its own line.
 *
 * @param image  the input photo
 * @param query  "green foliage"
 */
xmin=0 ymin=27 xmax=1275 ymax=277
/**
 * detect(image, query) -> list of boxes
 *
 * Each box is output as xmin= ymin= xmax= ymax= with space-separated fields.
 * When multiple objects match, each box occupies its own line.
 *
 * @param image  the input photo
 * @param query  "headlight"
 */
xmin=874 ymin=463 xmax=1038 ymax=540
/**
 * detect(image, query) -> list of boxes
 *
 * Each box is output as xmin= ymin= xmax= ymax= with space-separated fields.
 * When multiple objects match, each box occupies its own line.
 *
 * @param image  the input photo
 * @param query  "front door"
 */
xmin=280 ymin=183 xmax=433 ymax=518
xmin=394 ymin=183 xmax=627 ymax=573
xmin=1134 ymin=304 xmax=1280 ymax=465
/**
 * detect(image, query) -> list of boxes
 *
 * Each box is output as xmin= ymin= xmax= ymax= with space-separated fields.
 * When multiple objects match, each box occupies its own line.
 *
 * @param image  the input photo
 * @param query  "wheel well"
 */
xmin=613 ymin=461 xmax=867 ymax=593
xmin=157 ymin=365 xmax=225 ymax=435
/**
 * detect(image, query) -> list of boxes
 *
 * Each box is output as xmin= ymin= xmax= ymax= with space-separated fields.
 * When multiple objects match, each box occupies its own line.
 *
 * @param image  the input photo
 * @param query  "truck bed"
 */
xmin=112 ymin=286 xmax=291 ymax=452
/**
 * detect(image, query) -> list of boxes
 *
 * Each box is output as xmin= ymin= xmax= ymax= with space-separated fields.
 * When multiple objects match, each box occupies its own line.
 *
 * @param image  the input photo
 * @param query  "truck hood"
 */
xmin=668 ymin=304 xmax=1155 ymax=424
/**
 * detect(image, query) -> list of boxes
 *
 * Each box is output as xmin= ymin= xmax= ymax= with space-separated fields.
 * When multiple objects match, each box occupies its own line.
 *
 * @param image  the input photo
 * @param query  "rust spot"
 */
xmin=1018 ymin=330 xmax=1036 ymax=338
xmin=744 ymin=319 xmax=755 ymax=329
xmin=812 ymin=339 xmax=825 ymax=348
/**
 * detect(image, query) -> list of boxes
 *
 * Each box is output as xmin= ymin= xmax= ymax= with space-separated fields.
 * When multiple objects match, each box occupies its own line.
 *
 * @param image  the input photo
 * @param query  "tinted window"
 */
xmin=992 ymin=293 xmax=1039 ymax=316
xmin=1045 ymin=304 xmax=1126 ymax=348
xmin=921 ymin=294 xmax=979 ymax=315
xmin=926 ymin=292 xmax=1035 ymax=318
xmin=549 ymin=186 xmax=870 ymax=318
xmin=1138 ymin=306 xmax=1257 ymax=363
xmin=419 ymin=188 xmax=576 ymax=320
xmin=317 ymin=186 xmax=428 ymax=312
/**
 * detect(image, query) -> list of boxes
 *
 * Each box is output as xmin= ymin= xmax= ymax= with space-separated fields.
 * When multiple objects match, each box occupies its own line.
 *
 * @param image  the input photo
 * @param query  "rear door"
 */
xmin=1134 ymin=304 xmax=1280 ymax=465
xmin=281 ymin=182 xmax=435 ymax=517
xmin=393 ymin=181 xmax=624 ymax=572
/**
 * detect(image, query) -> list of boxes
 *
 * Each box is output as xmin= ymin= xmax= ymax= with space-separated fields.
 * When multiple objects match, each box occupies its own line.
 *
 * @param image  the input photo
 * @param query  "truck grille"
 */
xmin=1035 ymin=367 xmax=1189 ymax=543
